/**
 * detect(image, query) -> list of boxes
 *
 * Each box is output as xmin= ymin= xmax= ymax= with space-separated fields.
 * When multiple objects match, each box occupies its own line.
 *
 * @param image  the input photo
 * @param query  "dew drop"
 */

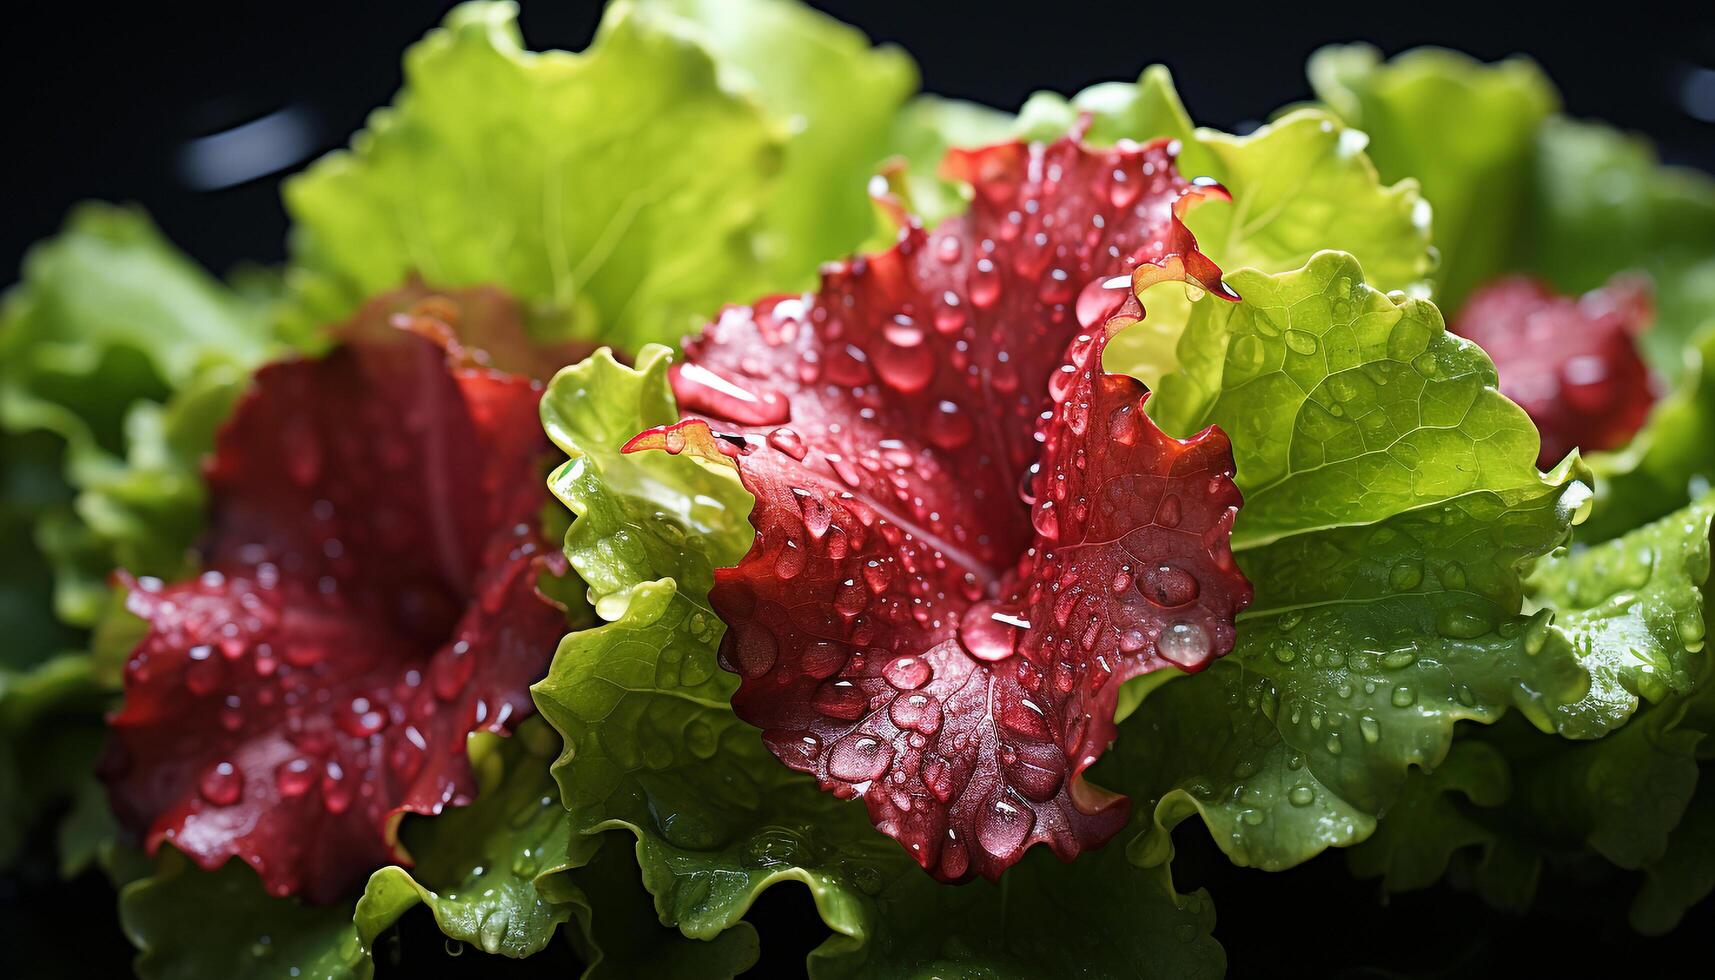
xmin=882 ymin=655 xmax=933 ymax=690
xmin=671 ymin=363 xmax=791 ymax=426
xmin=827 ymin=735 xmax=893 ymax=784
xmin=767 ymin=427 xmax=808 ymax=460
xmin=926 ymin=400 xmax=975 ymax=451
xmin=888 ymin=692 xmax=944 ymax=734
xmin=199 ymin=761 xmax=244 ymax=806
xmin=275 ymin=757 xmax=316 ymax=797
xmin=960 ymin=603 xmax=1024 ymax=662
xmin=1138 ymin=564 xmax=1199 ymax=606
xmin=1157 ymin=622 xmax=1211 ymax=668
xmin=975 ymin=790 xmax=1035 ymax=860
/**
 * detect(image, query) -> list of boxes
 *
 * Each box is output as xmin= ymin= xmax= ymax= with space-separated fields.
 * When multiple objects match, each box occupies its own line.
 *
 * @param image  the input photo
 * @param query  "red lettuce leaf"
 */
xmin=1452 ymin=275 xmax=1656 ymax=468
xmin=626 ymin=131 xmax=1252 ymax=880
xmin=101 ymin=288 xmax=570 ymax=903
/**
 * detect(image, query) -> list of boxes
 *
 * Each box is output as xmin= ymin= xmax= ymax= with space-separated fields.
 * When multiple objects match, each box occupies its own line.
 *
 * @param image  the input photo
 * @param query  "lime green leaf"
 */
xmin=353 ymin=721 xmax=597 ymax=960
xmin=1346 ymin=494 xmax=1715 ymax=917
xmin=1 ymin=203 xmax=274 ymax=627
xmin=0 ymin=204 xmax=266 ymax=871
xmin=1527 ymin=492 xmax=1715 ymax=736
xmin=1014 ymin=70 xmax=1433 ymax=295
xmin=1185 ymin=111 xmax=1431 ymax=295
xmin=533 ymin=346 xmax=896 ymax=944
xmin=285 ymin=0 xmax=912 ymax=353
xmin=636 ymin=0 xmax=916 ymax=277
xmin=1124 ymin=251 xmax=1592 ymax=871
xmin=119 ymin=851 xmax=369 ymax=980
xmin=1308 ymin=48 xmax=1715 ymax=541
xmin=282 ymin=1 xmax=773 ymax=351
xmin=1308 ymin=44 xmax=1557 ymax=310
xmin=1014 ymin=65 xmax=1204 ymax=168
xmin=1152 ymin=252 xmax=1555 ymax=544
xmin=0 ymin=203 xmax=273 ymax=405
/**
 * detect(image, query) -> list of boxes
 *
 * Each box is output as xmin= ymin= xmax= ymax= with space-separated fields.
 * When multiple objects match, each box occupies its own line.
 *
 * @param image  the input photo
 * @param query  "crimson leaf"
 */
xmin=101 ymin=289 xmax=570 ymax=903
xmin=627 ymin=130 xmax=1250 ymax=880
xmin=1451 ymin=275 xmax=1657 ymax=468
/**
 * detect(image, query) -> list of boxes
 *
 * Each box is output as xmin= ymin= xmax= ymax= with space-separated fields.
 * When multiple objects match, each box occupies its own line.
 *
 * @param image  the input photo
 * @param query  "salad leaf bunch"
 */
xmin=4 ymin=2 xmax=1713 ymax=976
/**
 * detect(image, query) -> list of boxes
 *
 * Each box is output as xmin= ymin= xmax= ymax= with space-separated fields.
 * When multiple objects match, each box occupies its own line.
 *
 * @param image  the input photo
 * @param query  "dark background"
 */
xmin=4 ymin=1 xmax=1713 ymax=976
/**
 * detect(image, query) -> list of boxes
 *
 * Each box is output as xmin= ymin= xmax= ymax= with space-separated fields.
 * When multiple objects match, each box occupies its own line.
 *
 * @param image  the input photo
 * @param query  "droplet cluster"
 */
xmin=101 ymin=294 xmax=569 ymax=903
xmin=632 ymin=132 xmax=1251 ymax=879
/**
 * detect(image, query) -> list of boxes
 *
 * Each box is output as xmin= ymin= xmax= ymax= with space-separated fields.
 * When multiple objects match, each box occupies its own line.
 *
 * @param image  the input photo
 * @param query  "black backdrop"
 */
xmin=4 ymin=1 xmax=1713 ymax=976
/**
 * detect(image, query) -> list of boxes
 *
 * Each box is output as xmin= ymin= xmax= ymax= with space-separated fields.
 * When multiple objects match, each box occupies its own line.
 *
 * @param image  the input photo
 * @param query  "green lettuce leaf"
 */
xmin=353 ymin=721 xmax=598 ymax=960
xmin=1 ymin=203 xmax=274 ymax=628
xmin=282 ymin=0 xmax=912 ymax=353
xmin=635 ymin=0 xmax=916 ymax=275
xmin=1307 ymin=44 xmax=1557 ymax=311
xmin=532 ymin=346 xmax=1223 ymax=977
xmin=1347 ymin=492 xmax=1715 ymax=921
xmin=1341 ymin=739 xmax=1515 ymax=895
xmin=1308 ymin=47 xmax=1715 ymax=541
xmin=1527 ymin=492 xmax=1715 ymax=736
xmin=1124 ymin=251 xmax=1594 ymax=871
xmin=1632 ymin=771 xmax=1715 ymax=934
xmin=1014 ymin=68 xmax=1431 ymax=297
xmin=119 ymin=850 xmax=371 ymax=980
xmin=0 ymin=204 xmax=273 ymax=870
xmin=553 ymin=833 xmax=761 ymax=979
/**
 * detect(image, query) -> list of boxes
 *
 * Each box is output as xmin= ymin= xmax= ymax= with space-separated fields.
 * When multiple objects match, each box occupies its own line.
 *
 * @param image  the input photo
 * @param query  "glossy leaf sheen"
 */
xmin=1127 ymin=251 xmax=1597 ymax=871
xmin=627 ymin=133 xmax=1251 ymax=879
xmin=101 ymin=291 xmax=567 ymax=902
xmin=534 ymin=347 xmax=1224 ymax=976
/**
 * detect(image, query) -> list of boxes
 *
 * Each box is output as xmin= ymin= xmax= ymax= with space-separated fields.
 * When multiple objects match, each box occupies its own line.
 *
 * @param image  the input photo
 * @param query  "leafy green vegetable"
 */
xmin=553 ymin=834 xmax=761 ymax=979
xmin=1308 ymin=44 xmax=1557 ymax=311
xmin=1309 ymin=47 xmax=1715 ymax=541
xmin=1632 ymin=771 xmax=1715 ymax=934
xmin=1347 ymin=493 xmax=1715 ymax=921
xmin=0 ymin=204 xmax=273 ymax=871
xmin=636 ymin=0 xmax=916 ymax=274
xmin=353 ymin=722 xmax=598 ymax=960
xmin=1341 ymin=739 xmax=1514 ymax=894
xmin=283 ymin=0 xmax=911 ymax=353
xmin=1013 ymin=65 xmax=1205 ymax=168
xmin=1 ymin=203 xmax=274 ymax=627
xmin=1016 ymin=69 xmax=1431 ymax=296
xmin=120 ymin=851 xmax=371 ymax=980
xmin=532 ymin=346 xmax=1224 ymax=976
xmin=1528 ymin=492 xmax=1714 ymax=736
xmin=1124 ymin=251 xmax=1594 ymax=871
